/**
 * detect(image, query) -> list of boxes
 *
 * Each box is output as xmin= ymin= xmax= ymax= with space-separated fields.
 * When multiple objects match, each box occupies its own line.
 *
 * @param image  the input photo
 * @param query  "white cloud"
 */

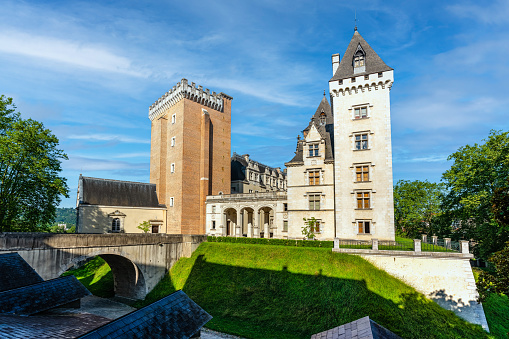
xmin=68 ymin=134 xmax=150 ymax=144
xmin=0 ymin=30 xmax=147 ymax=77
xmin=448 ymin=0 xmax=509 ymax=24
xmin=64 ymin=156 xmax=147 ymax=172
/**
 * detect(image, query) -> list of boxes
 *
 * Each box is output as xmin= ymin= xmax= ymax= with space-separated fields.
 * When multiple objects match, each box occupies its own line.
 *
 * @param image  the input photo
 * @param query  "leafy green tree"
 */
xmin=0 ymin=95 xmax=69 ymax=231
xmin=476 ymin=241 xmax=509 ymax=302
xmin=393 ymin=180 xmax=445 ymax=238
xmin=302 ymin=217 xmax=317 ymax=240
xmin=441 ymin=130 xmax=509 ymax=258
xmin=137 ymin=220 xmax=151 ymax=233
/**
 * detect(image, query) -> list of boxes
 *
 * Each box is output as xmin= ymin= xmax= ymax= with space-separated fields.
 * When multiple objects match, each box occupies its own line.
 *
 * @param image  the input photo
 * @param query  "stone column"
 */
xmin=334 ymin=238 xmax=339 ymax=249
xmin=222 ymin=213 xmax=227 ymax=236
xmin=432 ymin=235 xmax=438 ymax=245
xmin=460 ymin=240 xmax=470 ymax=254
xmin=247 ymin=212 xmax=253 ymax=238
xmin=236 ymin=212 xmax=241 ymax=237
xmin=421 ymin=234 xmax=427 ymax=243
xmin=264 ymin=223 xmax=270 ymax=239
xmin=254 ymin=211 xmax=260 ymax=238
xmin=444 ymin=238 xmax=451 ymax=250
xmin=413 ymin=239 xmax=421 ymax=252
xmin=372 ymin=239 xmax=378 ymax=251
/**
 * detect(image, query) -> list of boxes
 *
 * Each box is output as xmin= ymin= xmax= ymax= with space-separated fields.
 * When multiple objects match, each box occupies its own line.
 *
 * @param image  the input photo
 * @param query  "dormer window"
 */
xmin=309 ymin=143 xmax=319 ymax=157
xmin=353 ymin=44 xmax=366 ymax=74
xmin=354 ymin=52 xmax=365 ymax=67
xmin=320 ymin=112 xmax=326 ymax=125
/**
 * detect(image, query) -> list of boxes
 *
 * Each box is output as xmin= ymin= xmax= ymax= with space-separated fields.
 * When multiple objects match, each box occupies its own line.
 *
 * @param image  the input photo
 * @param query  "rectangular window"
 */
xmin=356 ymin=192 xmax=370 ymax=209
xmin=355 ymin=134 xmax=368 ymax=150
xmin=378 ymin=72 xmax=383 ymax=78
xmin=309 ymin=194 xmax=321 ymax=210
xmin=249 ymin=189 xmax=253 ymax=193
xmin=309 ymin=170 xmax=320 ymax=185
xmin=171 ymin=163 xmax=175 ymax=173
xmin=170 ymin=197 xmax=174 ymax=207
xmin=354 ymin=106 xmax=367 ymax=119
xmin=171 ymin=137 xmax=176 ymax=147
xmin=212 ymin=221 xmax=216 ymax=229
xmin=356 ymin=165 xmax=369 ymax=182
xmin=212 ymin=205 xmax=216 ymax=213
xmin=283 ymin=203 xmax=288 ymax=212
xmin=232 ymin=187 xmax=236 ymax=192
xmin=171 ymin=114 xmax=176 ymax=124
xmin=351 ymin=77 xmax=356 ymax=83
xmin=358 ymin=220 xmax=371 ymax=234
xmin=313 ymin=220 xmax=321 ymax=233
xmin=283 ymin=221 xmax=288 ymax=232
xmin=339 ymin=80 xmax=343 ymax=85
xmin=364 ymin=75 xmax=369 ymax=80
xmin=309 ymin=144 xmax=319 ymax=157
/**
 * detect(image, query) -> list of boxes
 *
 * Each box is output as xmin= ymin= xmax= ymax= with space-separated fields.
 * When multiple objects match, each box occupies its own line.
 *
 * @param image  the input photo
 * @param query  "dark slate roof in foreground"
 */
xmin=0 ymin=253 xmax=43 ymax=292
xmin=311 ymin=316 xmax=401 ymax=339
xmin=79 ymin=175 xmax=162 ymax=208
xmin=79 ymin=290 xmax=212 ymax=339
xmin=0 ymin=313 xmax=110 ymax=339
xmin=330 ymin=30 xmax=393 ymax=82
xmin=0 ymin=275 xmax=90 ymax=315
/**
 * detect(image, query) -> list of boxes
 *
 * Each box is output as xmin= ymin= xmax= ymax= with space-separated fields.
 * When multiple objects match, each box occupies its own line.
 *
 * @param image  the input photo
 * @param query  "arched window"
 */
xmin=320 ymin=112 xmax=326 ymax=125
xmin=112 ymin=218 xmax=121 ymax=232
xmin=354 ymin=51 xmax=365 ymax=67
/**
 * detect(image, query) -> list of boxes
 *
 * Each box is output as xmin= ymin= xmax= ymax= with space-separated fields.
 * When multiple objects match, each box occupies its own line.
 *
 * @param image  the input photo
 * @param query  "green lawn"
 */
xmin=473 ymin=268 xmax=509 ymax=339
xmin=134 ymin=242 xmax=489 ymax=339
xmin=62 ymin=256 xmax=114 ymax=298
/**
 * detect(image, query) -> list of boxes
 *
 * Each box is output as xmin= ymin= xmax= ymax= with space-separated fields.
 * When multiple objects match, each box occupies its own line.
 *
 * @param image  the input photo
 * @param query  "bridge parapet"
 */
xmin=0 ymin=233 xmax=206 ymax=251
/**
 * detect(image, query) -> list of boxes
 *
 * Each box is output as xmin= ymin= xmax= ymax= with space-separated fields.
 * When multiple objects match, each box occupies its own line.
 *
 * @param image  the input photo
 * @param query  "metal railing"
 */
xmin=378 ymin=240 xmax=413 ymax=251
xmin=336 ymin=239 xmax=372 ymax=250
xmin=207 ymin=191 xmax=287 ymax=201
xmin=421 ymin=239 xmax=460 ymax=253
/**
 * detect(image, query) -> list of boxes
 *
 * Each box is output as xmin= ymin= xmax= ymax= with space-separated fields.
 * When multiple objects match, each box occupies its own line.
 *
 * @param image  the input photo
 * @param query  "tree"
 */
xmin=137 ymin=220 xmax=151 ymax=233
xmin=302 ymin=217 xmax=317 ymax=240
xmin=0 ymin=95 xmax=69 ymax=231
xmin=476 ymin=241 xmax=509 ymax=302
xmin=441 ymin=130 xmax=509 ymax=258
xmin=393 ymin=180 xmax=445 ymax=238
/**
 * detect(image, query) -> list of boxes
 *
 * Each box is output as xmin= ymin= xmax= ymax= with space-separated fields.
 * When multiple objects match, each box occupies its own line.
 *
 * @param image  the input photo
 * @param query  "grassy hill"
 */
xmin=133 ymin=242 xmax=490 ymax=339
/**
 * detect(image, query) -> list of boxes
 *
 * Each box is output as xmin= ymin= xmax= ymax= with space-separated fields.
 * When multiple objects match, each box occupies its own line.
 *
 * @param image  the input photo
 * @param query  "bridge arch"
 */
xmin=60 ymin=250 xmax=147 ymax=300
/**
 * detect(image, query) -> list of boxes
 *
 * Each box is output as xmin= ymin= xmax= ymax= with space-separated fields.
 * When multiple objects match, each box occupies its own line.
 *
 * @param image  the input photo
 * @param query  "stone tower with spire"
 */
xmin=329 ymin=29 xmax=395 ymax=240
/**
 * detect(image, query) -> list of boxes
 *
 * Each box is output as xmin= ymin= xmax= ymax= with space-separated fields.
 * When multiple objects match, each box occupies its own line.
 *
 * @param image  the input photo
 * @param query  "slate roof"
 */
xmin=286 ymin=96 xmax=334 ymax=166
xmin=0 ymin=275 xmax=90 ymax=315
xmin=310 ymin=316 xmax=401 ymax=339
xmin=330 ymin=30 xmax=393 ymax=82
xmin=78 ymin=290 xmax=212 ymax=339
xmin=0 ymin=313 xmax=110 ymax=339
xmin=0 ymin=253 xmax=43 ymax=292
xmin=78 ymin=175 xmax=162 ymax=208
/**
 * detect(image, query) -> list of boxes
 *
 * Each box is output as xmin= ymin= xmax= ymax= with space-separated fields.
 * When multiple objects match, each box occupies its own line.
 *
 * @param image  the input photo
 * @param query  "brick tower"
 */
xmin=149 ymin=79 xmax=232 ymax=234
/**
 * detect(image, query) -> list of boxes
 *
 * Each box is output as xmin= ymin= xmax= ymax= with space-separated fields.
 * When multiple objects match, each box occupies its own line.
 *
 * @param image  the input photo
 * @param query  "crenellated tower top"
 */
xmin=148 ymin=78 xmax=232 ymax=121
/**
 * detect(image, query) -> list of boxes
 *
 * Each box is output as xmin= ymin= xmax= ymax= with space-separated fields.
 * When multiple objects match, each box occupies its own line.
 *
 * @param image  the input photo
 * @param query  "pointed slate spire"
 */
xmin=330 ymin=30 xmax=392 ymax=81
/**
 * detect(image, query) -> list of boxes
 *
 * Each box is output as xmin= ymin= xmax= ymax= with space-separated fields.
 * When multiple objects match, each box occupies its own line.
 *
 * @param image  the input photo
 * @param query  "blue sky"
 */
xmin=1 ymin=0 xmax=508 ymax=208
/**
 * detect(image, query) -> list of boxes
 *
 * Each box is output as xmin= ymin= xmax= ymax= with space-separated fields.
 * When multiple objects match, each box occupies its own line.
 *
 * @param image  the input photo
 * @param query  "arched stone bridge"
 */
xmin=0 ymin=233 xmax=206 ymax=300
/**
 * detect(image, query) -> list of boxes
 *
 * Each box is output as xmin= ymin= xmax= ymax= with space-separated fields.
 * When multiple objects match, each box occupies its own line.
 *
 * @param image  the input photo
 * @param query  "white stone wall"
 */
xmin=329 ymin=71 xmax=395 ymax=240
xmin=358 ymin=254 xmax=489 ymax=331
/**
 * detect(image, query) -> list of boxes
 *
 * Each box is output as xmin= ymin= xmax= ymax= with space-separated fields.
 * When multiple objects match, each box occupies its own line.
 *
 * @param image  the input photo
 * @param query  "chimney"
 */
xmin=332 ymin=53 xmax=340 ymax=75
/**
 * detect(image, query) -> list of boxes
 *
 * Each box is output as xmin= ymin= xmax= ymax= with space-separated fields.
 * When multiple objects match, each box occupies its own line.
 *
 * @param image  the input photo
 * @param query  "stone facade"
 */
xmin=231 ymin=153 xmax=287 ymax=194
xmin=205 ymin=29 xmax=396 ymax=241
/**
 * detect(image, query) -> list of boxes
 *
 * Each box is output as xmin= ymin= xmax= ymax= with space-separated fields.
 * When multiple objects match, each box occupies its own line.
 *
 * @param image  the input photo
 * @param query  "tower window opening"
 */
xmin=320 ymin=112 xmax=326 ymax=125
xmin=354 ymin=51 xmax=365 ymax=67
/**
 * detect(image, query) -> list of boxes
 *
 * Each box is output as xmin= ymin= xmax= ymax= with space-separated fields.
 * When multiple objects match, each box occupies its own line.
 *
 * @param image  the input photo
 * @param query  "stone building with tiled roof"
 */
xmin=205 ymin=28 xmax=395 ymax=241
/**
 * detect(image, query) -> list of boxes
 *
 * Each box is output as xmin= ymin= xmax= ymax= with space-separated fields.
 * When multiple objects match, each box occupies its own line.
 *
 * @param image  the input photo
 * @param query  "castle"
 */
xmin=76 ymin=29 xmax=395 ymax=241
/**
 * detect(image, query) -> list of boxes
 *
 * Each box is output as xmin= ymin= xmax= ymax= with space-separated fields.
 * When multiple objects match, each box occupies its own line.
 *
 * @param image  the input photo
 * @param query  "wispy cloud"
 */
xmin=64 ymin=156 xmax=148 ymax=172
xmin=447 ymin=0 xmax=509 ymax=24
xmin=0 ymin=30 xmax=147 ymax=77
xmin=68 ymin=134 xmax=150 ymax=144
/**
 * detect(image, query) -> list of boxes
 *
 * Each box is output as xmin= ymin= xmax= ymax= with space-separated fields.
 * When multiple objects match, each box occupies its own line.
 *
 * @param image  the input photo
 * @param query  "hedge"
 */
xmin=207 ymin=236 xmax=334 ymax=248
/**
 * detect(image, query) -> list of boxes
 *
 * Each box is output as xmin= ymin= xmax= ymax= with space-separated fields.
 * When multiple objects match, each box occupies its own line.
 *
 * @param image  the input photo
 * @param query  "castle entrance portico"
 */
xmin=206 ymin=192 xmax=286 ymax=239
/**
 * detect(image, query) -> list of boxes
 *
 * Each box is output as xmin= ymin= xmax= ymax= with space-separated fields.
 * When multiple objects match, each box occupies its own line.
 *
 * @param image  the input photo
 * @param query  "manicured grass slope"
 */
xmin=473 ymin=268 xmax=509 ymax=339
xmin=138 ymin=242 xmax=490 ymax=339
xmin=62 ymin=256 xmax=114 ymax=298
